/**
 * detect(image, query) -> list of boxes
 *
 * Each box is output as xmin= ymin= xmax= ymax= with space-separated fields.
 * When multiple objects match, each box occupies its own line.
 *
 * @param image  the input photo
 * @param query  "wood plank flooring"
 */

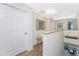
xmin=16 ymin=43 xmax=42 ymax=56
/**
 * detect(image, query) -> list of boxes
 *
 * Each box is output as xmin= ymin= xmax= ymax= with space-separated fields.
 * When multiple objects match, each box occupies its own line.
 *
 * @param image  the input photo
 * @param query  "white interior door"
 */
xmin=0 ymin=4 xmax=29 ymax=55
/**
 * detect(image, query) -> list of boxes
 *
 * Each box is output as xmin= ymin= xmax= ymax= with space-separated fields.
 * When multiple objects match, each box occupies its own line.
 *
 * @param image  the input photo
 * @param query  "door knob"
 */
xmin=24 ymin=32 xmax=27 ymax=35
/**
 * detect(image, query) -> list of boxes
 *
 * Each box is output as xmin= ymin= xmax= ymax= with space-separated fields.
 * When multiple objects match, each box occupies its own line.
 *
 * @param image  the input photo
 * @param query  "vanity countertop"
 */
xmin=65 ymin=36 xmax=78 ymax=39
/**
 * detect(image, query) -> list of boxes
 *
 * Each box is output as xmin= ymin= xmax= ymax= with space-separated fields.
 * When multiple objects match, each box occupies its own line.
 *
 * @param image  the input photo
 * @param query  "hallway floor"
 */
xmin=17 ymin=43 xmax=42 ymax=56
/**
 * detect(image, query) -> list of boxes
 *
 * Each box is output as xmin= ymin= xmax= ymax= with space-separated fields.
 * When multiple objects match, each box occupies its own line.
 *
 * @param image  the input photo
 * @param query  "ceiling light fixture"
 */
xmin=45 ymin=8 xmax=56 ymax=16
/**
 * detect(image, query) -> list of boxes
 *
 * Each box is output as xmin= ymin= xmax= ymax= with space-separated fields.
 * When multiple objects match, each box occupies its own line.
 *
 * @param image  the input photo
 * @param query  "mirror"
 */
xmin=68 ymin=22 xmax=77 ymax=30
xmin=36 ymin=20 xmax=45 ymax=30
xmin=57 ymin=23 xmax=63 ymax=31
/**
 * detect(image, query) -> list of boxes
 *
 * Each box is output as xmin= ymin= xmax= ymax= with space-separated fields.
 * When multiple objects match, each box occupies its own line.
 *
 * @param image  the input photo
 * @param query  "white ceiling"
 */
xmin=27 ymin=3 xmax=79 ymax=19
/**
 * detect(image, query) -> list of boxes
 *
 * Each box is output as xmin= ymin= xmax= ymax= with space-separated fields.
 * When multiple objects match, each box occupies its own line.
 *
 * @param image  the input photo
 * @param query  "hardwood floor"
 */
xmin=16 ymin=43 xmax=42 ymax=56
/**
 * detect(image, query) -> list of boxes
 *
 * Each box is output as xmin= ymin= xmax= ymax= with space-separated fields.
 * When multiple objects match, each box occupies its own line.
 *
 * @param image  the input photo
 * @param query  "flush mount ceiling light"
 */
xmin=45 ymin=8 xmax=56 ymax=16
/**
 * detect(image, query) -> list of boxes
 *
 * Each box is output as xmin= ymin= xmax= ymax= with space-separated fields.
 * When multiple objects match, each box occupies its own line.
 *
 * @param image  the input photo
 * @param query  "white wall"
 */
xmin=43 ymin=31 xmax=64 ymax=56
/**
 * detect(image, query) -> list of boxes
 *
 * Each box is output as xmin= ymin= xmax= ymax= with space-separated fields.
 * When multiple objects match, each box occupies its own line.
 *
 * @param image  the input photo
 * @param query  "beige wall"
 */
xmin=77 ymin=15 xmax=79 ymax=30
xmin=32 ymin=12 xmax=51 ymax=45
